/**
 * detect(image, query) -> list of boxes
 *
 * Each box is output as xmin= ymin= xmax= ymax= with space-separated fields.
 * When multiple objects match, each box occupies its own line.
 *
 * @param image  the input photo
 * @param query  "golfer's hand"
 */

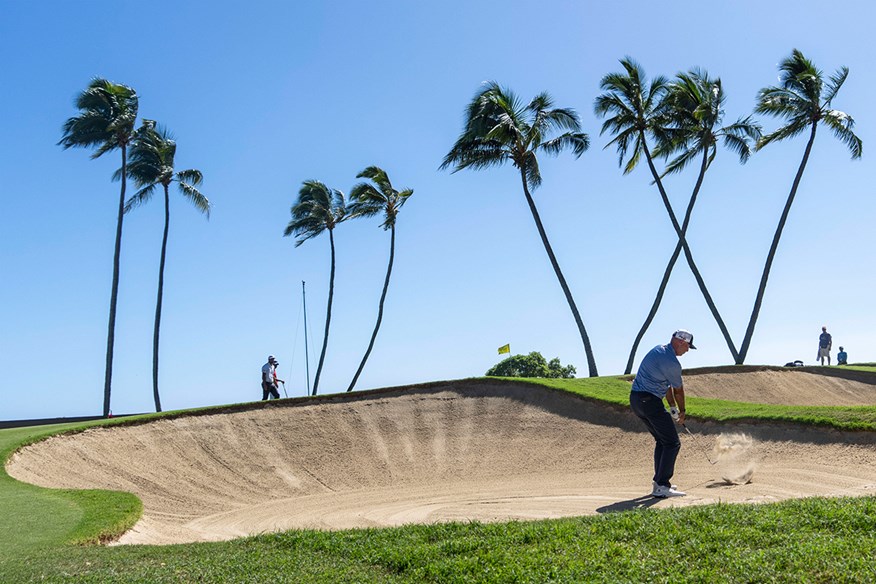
xmin=677 ymin=411 xmax=686 ymax=425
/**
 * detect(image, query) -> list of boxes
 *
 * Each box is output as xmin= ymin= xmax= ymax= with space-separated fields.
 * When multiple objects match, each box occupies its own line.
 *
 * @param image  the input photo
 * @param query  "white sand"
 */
xmin=7 ymin=376 xmax=876 ymax=545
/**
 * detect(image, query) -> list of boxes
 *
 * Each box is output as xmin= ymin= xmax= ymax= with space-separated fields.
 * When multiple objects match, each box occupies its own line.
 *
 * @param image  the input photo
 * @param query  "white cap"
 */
xmin=673 ymin=330 xmax=696 ymax=349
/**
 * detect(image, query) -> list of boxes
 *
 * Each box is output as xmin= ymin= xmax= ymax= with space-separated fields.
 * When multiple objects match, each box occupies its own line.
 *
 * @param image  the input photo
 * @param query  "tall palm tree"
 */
xmin=122 ymin=120 xmax=211 ymax=412
xmin=284 ymin=181 xmax=347 ymax=395
xmin=59 ymin=78 xmax=138 ymax=418
xmin=345 ymin=166 xmax=413 ymax=392
xmin=595 ymin=61 xmax=759 ymax=372
xmin=737 ymin=50 xmax=861 ymax=363
xmin=440 ymin=82 xmax=598 ymax=377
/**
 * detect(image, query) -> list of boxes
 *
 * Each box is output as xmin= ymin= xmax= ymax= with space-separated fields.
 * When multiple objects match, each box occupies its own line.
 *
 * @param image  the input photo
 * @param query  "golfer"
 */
xmin=261 ymin=356 xmax=283 ymax=400
xmin=630 ymin=330 xmax=695 ymax=498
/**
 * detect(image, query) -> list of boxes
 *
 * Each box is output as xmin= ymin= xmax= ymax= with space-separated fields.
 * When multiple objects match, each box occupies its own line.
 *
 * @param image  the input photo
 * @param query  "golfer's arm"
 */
xmin=673 ymin=386 xmax=686 ymax=413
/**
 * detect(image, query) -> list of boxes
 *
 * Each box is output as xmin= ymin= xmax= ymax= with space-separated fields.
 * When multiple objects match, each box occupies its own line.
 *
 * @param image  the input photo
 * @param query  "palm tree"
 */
xmin=284 ymin=181 xmax=348 ymax=395
xmin=59 ymin=78 xmax=138 ymax=418
xmin=737 ymin=50 xmax=861 ymax=363
xmin=122 ymin=120 xmax=211 ymax=412
xmin=595 ymin=61 xmax=759 ymax=372
xmin=441 ymin=82 xmax=598 ymax=377
xmin=345 ymin=166 xmax=413 ymax=392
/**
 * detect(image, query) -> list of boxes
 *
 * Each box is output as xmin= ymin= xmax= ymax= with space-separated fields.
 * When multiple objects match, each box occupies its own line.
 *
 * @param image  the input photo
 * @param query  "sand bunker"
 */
xmin=683 ymin=369 xmax=876 ymax=405
xmin=7 ymin=378 xmax=876 ymax=545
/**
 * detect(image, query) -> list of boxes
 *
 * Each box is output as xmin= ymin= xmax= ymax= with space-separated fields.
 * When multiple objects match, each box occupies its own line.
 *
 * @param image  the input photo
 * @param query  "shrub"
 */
xmin=485 ymin=351 xmax=576 ymax=378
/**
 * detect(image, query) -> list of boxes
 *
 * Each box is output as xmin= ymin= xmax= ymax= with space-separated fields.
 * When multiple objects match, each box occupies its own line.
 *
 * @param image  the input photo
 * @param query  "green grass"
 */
xmin=516 ymin=376 xmax=876 ymax=432
xmin=4 ymin=497 xmax=876 ymax=582
xmin=843 ymin=364 xmax=876 ymax=373
xmin=0 ymin=424 xmax=142 ymax=551
xmin=3 ymin=372 xmax=876 ymax=582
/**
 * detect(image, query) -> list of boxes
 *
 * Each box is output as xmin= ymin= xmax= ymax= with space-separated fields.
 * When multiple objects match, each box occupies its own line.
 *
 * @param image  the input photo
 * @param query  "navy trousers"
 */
xmin=262 ymin=382 xmax=280 ymax=400
xmin=630 ymin=390 xmax=681 ymax=487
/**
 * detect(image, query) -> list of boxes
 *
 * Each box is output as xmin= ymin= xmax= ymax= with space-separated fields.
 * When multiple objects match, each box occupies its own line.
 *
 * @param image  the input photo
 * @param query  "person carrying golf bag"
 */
xmin=629 ymin=330 xmax=695 ymax=498
xmin=261 ymin=355 xmax=284 ymax=400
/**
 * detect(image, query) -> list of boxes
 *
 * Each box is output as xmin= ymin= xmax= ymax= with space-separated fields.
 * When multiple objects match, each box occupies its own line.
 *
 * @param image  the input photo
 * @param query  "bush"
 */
xmin=485 ymin=351 xmax=576 ymax=378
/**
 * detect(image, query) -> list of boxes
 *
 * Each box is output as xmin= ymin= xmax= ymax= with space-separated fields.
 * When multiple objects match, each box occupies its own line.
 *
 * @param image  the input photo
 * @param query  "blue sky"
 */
xmin=1 ymin=0 xmax=873 ymax=420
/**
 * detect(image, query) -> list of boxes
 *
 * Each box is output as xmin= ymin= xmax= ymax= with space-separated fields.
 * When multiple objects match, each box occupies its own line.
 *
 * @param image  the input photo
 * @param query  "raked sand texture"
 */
xmin=8 ymin=377 xmax=876 ymax=545
xmin=682 ymin=369 xmax=876 ymax=406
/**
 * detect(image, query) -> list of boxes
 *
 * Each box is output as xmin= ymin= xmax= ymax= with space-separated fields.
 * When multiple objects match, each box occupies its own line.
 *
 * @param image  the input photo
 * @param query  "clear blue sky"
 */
xmin=2 ymin=1 xmax=873 ymax=420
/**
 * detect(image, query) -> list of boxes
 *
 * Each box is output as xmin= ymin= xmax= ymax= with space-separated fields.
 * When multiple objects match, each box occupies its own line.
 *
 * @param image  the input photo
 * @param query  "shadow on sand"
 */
xmin=596 ymin=495 xmax=661 ymax=514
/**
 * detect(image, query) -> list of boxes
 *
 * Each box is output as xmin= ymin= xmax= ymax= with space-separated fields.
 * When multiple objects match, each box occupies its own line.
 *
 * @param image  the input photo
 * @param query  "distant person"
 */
xmin=261 ymin=355 xmax=284 ymax=400
xmin=818 ymin=326 xmax=832 ymax=366
xmin=630 ymin=329 xmax=695 ymax=499
xmin=837 ymin=346 xmax=848 ymax=366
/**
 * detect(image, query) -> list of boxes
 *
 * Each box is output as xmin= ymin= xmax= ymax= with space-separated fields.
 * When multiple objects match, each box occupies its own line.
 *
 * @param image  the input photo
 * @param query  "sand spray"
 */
xmin=713 ymin=433 xmax=757 ymax=484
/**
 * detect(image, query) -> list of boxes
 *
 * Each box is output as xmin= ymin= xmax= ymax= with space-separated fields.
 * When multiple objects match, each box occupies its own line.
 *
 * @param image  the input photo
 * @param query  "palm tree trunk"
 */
xmin=641 ymin=142 xmax=740 ymax=363
xmin=312 ymin=228 xmax=336 ymax=395
xmin=737 ymin=123 xmax=818 ymax=363
xmin=151 ymin=184 xmax=170 ymax=413
xmin=347 ymin=224 xmax=395 ymax=392
xmin=519 ymin=172 xmax=598 ymax=377
xmin=624 ymin=146 xmax=710 ymax=374
xmin=103 ymin=143 xmax=127 ymax=418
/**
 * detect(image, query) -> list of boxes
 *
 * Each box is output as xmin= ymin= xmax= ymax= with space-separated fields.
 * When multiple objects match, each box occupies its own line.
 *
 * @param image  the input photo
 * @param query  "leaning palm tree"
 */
xmin=596 ymin=61 xmax=760 ymax=372
xmin=122 ymin=120 xmax=211 ymax=412
xmin=59 ymin=78 xmax=138 ymax=418
xmin=284 ymin=181 xmax=347 ymax=395
xmin=345 ymin=166 xmax=413 ymax=392
xmin=737 ymin=50 xmax=861 ymax=363
xmin=441 ymin=82 xmax=597 ymax=376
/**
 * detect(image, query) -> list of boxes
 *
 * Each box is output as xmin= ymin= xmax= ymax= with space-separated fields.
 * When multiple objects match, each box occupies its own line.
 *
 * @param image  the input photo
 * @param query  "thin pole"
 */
xmin=302 ymin=280 xmax=311 ymax=394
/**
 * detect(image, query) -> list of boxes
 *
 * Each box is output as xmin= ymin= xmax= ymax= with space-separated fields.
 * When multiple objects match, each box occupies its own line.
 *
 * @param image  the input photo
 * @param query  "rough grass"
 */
xmin=3 ymin=497 xmax=875 ymax=583
xmin=3 ymin=370 xmax=876 ymax=582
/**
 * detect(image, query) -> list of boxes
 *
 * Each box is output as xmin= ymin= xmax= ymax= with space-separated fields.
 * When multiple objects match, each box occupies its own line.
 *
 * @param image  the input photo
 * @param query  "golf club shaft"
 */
xmin=683 ymin=423 xmax=717 ymax=465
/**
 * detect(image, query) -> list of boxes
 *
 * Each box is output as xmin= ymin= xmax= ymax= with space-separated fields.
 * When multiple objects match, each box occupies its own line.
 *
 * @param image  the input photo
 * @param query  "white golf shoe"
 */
xmin=651 ymin=484 xmax=686 ymax=498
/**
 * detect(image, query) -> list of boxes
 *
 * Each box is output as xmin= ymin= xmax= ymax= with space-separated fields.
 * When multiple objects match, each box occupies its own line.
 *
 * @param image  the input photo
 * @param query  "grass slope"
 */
xmin=2 ymin=372 xmax=876 ymax=582
xmin=517 ymin=376 xmax=876 ymax=432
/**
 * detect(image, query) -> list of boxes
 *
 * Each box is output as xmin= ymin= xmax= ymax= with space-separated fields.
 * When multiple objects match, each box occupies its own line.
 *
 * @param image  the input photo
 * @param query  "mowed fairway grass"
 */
xmin=2 ymin=374 xmax=876 ymax=583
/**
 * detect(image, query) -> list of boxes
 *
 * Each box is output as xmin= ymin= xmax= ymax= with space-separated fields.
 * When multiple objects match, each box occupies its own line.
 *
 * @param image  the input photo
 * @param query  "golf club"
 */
xmin=280 ymin=380 xmax=288 ymax=399
xmin=682 ymin=423 xmax=717 ymax=465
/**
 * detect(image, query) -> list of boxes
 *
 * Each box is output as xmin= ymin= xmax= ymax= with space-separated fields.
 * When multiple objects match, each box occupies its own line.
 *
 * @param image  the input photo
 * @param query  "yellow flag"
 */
xmin=498 ymin=344 xmax=510 ymax=355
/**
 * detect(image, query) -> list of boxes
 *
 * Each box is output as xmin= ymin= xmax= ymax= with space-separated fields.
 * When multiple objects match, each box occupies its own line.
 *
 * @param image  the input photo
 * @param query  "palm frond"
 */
xmin=661 ymin=145 xmax=700 ymax=176
xmin=124 ymin=184 xmax=157 ymax=214
xmin=522 ymin=152 xmax=542 ymax=190
xmin=348 ymin=183 xmax=384 ymax=219
xmin=755 ymin=118 xmax=810 ymax=150
xmin=355 ymin=166 xmax=391 ymax=191
xmin=285 ymin=180 xmax=347 ymax=246
xmin=622 ymin=134 xmax=645 ymax=175
xmin=755 ymin=87 xmax=811 ymax=120
xmin=823 ymin=66 xmax=849 ymax=106
xmin=177 ymin=180 xmax=211 ymax=217
xmin=822 ymin=110 xmax=862 ymax=159
xmin=60 ymin=78 xmax=138 ymax=158
xmin=721 ymin=132 xmax=753 ymax=163
xmin=601 ymin=126 xmax=635 ymax=167
xmin=177 ymin=169 xmax=203 ymax=187
xmin=540 ymin=132 xmax=589 ymax=158
xmin=595 ymin=58 xmax=673 ymax=175
xmin=440 ymin=140 xmax=508 ymax=172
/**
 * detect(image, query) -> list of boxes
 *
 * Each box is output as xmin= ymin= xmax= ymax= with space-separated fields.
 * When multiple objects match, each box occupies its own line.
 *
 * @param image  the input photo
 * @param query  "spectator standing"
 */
xmin=818 ymin=326 xmax=832 ymax=366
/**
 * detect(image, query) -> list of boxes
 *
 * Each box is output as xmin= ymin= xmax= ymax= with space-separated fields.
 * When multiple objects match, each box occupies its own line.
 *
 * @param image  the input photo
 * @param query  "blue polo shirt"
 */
xmin=631 ymin=344 xmax=682 ymax=398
